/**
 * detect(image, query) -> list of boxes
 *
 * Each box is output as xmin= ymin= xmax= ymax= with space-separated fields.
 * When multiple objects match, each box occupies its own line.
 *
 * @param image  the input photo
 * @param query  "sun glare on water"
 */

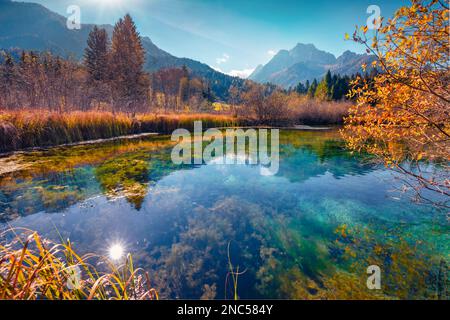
xmin=108 ymin=244 xmax=125 ymax=260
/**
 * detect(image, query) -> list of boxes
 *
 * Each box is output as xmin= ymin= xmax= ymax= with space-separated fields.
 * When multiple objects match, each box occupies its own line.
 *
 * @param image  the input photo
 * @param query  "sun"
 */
xmin=97 ymin=0 xmax=122 ymax=4
xmin=94 ymin=0 xmax=124 ymax=8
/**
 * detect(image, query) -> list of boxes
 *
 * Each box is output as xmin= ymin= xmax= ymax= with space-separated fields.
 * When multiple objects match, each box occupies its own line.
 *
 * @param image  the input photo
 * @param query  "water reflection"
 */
xmin=0 ymin=129 xmax=447 ymax=299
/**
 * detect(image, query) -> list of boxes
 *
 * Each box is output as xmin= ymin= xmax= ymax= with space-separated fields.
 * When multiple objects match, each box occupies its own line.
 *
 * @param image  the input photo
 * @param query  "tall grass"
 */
xmin=293 ymin=99 xmax=352 ymax=125
xmin=0 ymin=228 xmax=158 ymax=300
xmin=284 ymin=95 xmax=352 ymax=125
xmin=0 ymin=104 xmax=349 ymax=153
xmin=0 ymin=110 xmax=240 ymax=153
xmin=137 ymin=113 xmax=241 ymax=133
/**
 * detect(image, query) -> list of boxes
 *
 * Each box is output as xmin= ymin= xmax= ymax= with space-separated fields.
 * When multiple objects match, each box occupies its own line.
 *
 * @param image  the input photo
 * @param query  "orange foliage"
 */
xmin=343 ymin=0 xmax=449 ymax=200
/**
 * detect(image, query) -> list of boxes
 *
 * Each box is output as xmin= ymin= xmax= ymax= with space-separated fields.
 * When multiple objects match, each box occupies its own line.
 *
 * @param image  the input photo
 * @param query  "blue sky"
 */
xmin=27 ymin=0 xmax=407 ymax=77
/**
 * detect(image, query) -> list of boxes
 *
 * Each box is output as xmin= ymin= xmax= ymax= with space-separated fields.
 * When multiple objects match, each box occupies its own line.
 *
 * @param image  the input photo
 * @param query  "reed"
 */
xmin=0 ymin=110 xmax=240 ymax=153
xmin=0 ymin=228 xmax=158 ymax=300
xmin=293 ymin=99 xmax=351 ymax=125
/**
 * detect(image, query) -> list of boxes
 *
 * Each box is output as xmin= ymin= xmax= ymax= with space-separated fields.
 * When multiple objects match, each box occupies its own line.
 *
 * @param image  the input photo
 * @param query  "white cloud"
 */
xmin=210 ymin=65 xmax=255 ymax=79
xmin=216 ymin=53 xmax=230 ymax=65
xmin=211 ymin=66 xmax=223 ymax=72
xmin=227 ymin=68 xmax=255 ymax=79
xmin=267 ymin=50 xmax=277 ymax=57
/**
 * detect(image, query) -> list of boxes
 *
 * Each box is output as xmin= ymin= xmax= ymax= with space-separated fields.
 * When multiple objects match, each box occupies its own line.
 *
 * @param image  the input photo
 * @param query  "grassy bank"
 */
xmin=0 ymin=111 xmax=240 ymax=153
xmin=0 ymin=104 xmax=350 ymax=153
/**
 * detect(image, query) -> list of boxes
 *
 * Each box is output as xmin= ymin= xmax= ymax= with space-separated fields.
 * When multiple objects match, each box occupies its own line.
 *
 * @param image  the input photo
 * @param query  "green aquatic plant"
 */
xmin=95 ymin=154 xmax=150 ymax=210
xmin=144 ymin=197 xmax=269 ymax=299
xmin=225 ymin=241 xmax=247 ymax=300
xmin=0 ymin=135 xmax=179 ymax=218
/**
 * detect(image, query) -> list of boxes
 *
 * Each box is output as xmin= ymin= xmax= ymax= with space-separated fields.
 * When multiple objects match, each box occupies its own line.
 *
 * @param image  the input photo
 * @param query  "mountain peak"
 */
xmin=293 ymin=43 xmax=316 ymax=49
xmin=249 ymin=43 xmax=375 ymax=87
xmin=288 ymin=42 xmax=336 ymax=65
xmin=340 ymin=50 xmax=357 ymax=58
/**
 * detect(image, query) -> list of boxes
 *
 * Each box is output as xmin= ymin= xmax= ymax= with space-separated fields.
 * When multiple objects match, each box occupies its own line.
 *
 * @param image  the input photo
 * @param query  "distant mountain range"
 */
xmin=0 ymin=0 xmax=242 ymax=100
xmin=249 ymin=43 xmax=376 ymax=88
xmin=0 ymin=0 xmax=375 ymax=95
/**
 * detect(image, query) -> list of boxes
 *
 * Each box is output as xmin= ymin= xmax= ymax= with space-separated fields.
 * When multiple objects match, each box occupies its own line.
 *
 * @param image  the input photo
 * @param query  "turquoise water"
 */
xmin=0 ymin=129 xmax=448 ymax=299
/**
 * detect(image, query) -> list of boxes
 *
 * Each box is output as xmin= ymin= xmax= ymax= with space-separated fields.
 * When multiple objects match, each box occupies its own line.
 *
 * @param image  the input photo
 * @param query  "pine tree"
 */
xmin=110 ymin=14 xmax=149 ymax=114
xmin=84 ymin=26 xmax=111 ymax=108
xmin=324 ymin=70 xmax=332 ymax=89
xmin=307 ymin=79 xmax=318 ymax=98
xmin=295 ymin=82 xmax=307 ymax=94
xmin=305 ymin=80 xmax=310 ymax=93
xmin=85 ymin=26 xmax=109 ymax=82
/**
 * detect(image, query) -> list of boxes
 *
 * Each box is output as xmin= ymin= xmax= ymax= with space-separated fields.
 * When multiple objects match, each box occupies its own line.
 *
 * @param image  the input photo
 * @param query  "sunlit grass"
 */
xmin=0 ymin=228 xmax=158 ymax=300
xmin=0 ymin=110 xmax=240 ymax=153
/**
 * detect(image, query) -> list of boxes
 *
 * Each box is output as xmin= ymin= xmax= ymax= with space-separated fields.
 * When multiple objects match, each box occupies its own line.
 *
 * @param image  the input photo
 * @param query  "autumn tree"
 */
xmin=111 ymin=14 xmax=149 ymax=114
xmin=343 ymin=0 xmax=449 ymax=204
xmin=315 ymin=71 xmax=332 ymax=101
xmin=241 ymin=82 xmax=291 ymax=124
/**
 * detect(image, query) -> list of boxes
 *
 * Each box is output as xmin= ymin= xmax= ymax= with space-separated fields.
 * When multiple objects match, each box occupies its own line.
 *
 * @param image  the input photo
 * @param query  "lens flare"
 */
xmin=97 ymin=0 xmax=122 ymax=5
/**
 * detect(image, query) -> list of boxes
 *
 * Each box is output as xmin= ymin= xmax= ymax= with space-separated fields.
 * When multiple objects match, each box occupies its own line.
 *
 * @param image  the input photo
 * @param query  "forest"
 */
xmin=0 ymin=14 xmax=364 ymax=122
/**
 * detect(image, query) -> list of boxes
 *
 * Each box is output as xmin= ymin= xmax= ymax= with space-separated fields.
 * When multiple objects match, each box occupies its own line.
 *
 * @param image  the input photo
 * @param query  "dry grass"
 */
xmin=0 ymin=103 xmax=349 ymax=153
xmin=0 ymin=228 xmax=158 ymax=300
xmin=137 ymin=113 xmax=240 ymax=133
xmin=286 ymin=96 xmax=352 ymax=125
xmin=0 ymin=110 xmax=240 ymax=153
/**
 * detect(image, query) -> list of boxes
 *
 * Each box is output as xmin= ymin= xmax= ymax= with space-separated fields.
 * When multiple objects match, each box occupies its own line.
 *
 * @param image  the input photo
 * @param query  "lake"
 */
xmin=0 ymin=129 xmax=448 ymax=299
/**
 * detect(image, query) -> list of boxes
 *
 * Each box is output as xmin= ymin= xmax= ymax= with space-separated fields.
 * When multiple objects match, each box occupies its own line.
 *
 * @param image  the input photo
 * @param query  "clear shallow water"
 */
xmin=0 ymin=129 xmax=448 ymax=299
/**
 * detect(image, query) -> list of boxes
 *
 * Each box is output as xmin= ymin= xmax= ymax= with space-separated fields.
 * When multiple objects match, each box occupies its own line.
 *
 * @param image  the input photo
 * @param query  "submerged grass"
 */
xmin=0 ymin=110 xmax=240 ymax=153
xmin=0 ymin=228 xmax=158 ymax=300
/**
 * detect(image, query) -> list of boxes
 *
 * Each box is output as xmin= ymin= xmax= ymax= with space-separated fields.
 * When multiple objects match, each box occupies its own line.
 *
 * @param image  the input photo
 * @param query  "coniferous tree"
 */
xmin=295 ymin=82 xmax=307 ymax=94
xmin=84 ymin=26 xmax=111 ymax=108
xmin=110 ymin=14 xmax=149 ymax=114
xmin=324 ymin=70 xmax=332 ymax=89
xmin=307 ymin=79 xmax=318 ymax=98
xmin=85 ymin=26 xmax=109 ymax=82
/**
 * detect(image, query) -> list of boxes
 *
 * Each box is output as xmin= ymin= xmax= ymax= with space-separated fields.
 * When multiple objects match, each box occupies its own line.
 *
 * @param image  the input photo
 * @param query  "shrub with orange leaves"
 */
xmin=343 ymin=0 xmax=449 ymax=203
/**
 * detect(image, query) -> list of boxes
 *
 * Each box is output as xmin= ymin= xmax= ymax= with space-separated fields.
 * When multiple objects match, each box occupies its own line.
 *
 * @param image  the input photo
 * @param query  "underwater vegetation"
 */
xmin=0 ymin=129 xmax=448 ymax=299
